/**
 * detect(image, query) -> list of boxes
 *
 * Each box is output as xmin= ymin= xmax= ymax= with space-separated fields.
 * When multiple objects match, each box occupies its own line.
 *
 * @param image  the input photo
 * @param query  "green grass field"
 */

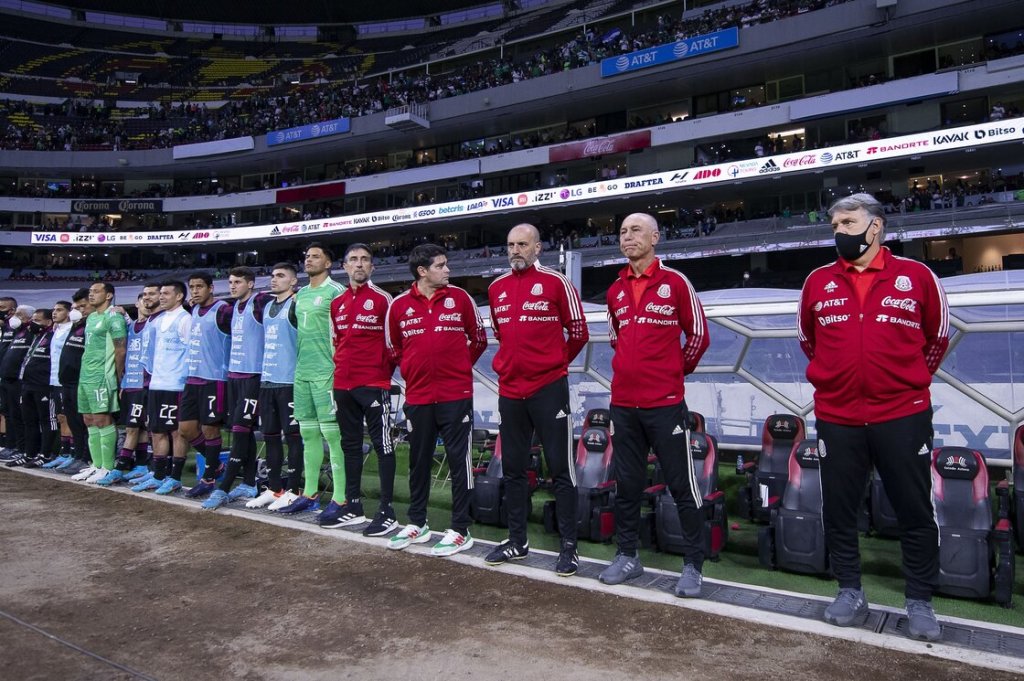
xmin=189 ymin=440 xmax=1023 ymax=627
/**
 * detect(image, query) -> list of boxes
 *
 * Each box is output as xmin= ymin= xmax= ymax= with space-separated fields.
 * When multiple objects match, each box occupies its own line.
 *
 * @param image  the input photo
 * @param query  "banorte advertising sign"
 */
xmin=549 ymin=131 xmax=651 ymax=163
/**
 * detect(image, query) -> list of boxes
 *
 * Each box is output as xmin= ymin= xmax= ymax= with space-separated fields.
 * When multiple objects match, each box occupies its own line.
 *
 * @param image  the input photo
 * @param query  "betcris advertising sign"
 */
xmin=267 ymin=117 xmax=351 ymax=147
xmin=600 ymin=27 xmax=739 ymax=78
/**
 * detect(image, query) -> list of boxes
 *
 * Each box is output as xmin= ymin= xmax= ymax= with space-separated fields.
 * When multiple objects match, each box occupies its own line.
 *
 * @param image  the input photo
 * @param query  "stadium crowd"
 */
xmin=1 ymin=1 xmax=869 ymax=152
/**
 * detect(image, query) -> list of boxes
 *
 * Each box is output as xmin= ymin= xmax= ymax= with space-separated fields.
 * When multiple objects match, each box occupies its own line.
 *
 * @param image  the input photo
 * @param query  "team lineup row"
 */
xmin=0 ymin=195 xmax=951 ymax=641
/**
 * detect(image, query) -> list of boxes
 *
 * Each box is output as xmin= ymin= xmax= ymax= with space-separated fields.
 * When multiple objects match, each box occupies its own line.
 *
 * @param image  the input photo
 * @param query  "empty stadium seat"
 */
xmin=469 ymin=433 xmax=539 ymax=528
xmin=649 ymin=431 xmax=728 ymax=561
xmin=757 ymin=439 xmax=829 ymax=575
xmin=1014 ymin=425 xmax=1024 ymax=553
xmin=543 ymin=408 xmax=615 ymax=542
xmin=930 ymin=446 xmax=1014 ymax=606
xmin=738 ymin=414 xmax=805 ymax=523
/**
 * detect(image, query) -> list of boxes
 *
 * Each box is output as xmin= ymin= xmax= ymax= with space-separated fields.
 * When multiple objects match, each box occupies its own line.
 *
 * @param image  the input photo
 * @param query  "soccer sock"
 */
xmin=153 ymin=455 xmax=168 ymax=481
xmin=299 ymin=422 xmax=323 ymax=498
xmin=319 ymin=421 xmax=346 ymax=504
xmin=116 ymin=447 xmax=135 ymax=471
xmin=61 ymin=436 xmax=72 ymax=457
xmin=86 ymin=426 xmax=102 ymax=468
xmin=240 ymin=431 xmax=257 ymax=486
xmin=135 ymin=442 xmax=151 ymax=467
xmin=378 ymin=453 xmax=396 ymax=507
xmin=219 ymin=428 xmax=251 ymax=492
xmin=264 ymin=432 xmax=283 ymax=492
xmin=286 ymin=433 xmax=304 ymax=495
xmin=98 ymin=424 xmax=117 ymax=471
xmin=204 ymin=436 xmax=223 ymax=481
xmin=170 ymin=456 xmax=186 ymax=481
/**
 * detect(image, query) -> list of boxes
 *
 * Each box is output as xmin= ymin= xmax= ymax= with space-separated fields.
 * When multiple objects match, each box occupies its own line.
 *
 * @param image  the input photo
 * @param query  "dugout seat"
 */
xmin=739 ymin=414 xmax=805 ymax=523
xmin=469 ymin=434 xmax=538 ymax=527
xmin=758 ymin=439 xmax=829 ymax=575
xmin=1013 ymin=426 xmax=1024 ymax=553
xmin=931 ymin=447 xmax=1014 ymax=606
xmin=543 ymin=408 xmax=615 ymax=541
xmin=647 ymin=432 xmax=728 ymax=560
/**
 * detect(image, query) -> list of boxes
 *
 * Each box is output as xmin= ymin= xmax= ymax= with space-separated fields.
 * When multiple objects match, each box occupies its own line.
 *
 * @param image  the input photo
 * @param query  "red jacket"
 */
xmin=798 ymin=247 xmax=949 ymax=426
xmin=488 ymin=262 xmax=589 ymax=399
xmin=606 ymin=258 xmax=709 ymax=408
xmin=385 ymin=282 xmax=487 ymax=405
xmin=331 ymin=282 xmax=395 ymax=390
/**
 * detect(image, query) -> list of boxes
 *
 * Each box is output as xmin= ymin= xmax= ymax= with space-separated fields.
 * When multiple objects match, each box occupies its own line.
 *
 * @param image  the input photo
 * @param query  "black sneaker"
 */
xmin=59 ymin=460 xmax=88 ymax=475
xmin=22 ymin=455 xmax=50 ymax=469
xmin=362 ymin=506 xmax=398 ymax=536
xmin=555 ymin=544 xmax=579 ymax=577
xmin=484 ymin=540 xmax=529 ymax=565
xmin=4 ymin=453 xmax=27 ymax=467
xmin=0 ymin=448 xmax=20 ymax=461
xmin=319 ymin=500 xmax=365 ymax=528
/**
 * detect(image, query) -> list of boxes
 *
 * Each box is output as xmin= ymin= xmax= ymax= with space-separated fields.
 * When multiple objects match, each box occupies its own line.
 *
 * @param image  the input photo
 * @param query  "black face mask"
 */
xmin=835 ymin=222 xmax=875 ymax=262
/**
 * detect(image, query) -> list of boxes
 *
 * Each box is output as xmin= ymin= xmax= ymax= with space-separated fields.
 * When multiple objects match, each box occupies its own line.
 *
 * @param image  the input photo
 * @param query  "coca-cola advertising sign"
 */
xmin=549 ymin=131 xmax=651 ymax=162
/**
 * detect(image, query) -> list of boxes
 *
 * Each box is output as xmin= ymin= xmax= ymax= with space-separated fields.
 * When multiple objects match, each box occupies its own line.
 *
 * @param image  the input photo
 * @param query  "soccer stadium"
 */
xmin=1 ymin=0 xmax=1023 ymax=677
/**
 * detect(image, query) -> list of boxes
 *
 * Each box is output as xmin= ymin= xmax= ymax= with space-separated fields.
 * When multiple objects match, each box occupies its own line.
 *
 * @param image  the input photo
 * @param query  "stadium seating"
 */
xmin=738 ymin=414 xmax=805 ymax=523
xmin=648 ymin=431 xmax=729 ymax=561
xmin=1015 ymin=425 xmax=1024 ymax=553
xmin=930 ymin=446 xmax=1014 ymax=606
xmin=757 ymin=438 xmax=829 ymax=575
xmin=543 ymin=408 xmax=615 ymax=542
xmin=469 ymin=433 xmax=540 ymax=528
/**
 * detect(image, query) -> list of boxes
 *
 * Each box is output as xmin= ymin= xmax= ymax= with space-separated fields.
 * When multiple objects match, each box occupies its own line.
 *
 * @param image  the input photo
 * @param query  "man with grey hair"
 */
xmin=798 ymin=192 xmax=950 ymax=641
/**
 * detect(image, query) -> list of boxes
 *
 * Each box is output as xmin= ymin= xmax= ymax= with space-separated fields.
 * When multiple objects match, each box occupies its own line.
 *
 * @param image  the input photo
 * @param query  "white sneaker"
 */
xmin=388 ymin=523 xmax=431 ymax=551
xmin=72 ymin=466 xmax=98 ymax=481
xmin=246 ymin=488 xmax=279 ymax=509
xmin=268 ymin=490 xmax=299 ymax=511
xmin=85 ymin=467 xmax=110 ymax=483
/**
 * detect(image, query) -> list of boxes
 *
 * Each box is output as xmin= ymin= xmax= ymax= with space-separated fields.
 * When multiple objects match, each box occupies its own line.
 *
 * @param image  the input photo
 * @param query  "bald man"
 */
xmin=485 ymin=223 xmax=589 ymax=576
xmin=601 ymin=213 xmax=710 ymax=596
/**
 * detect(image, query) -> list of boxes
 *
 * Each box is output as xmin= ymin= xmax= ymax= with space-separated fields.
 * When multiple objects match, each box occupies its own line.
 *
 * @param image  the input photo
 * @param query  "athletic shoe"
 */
xmin=71 ymin=465 xmax=98 ymax=481
xmin=23 ymin=455 xmax=51 ymax=469
xmin=126 ymin=465 xmax=150 ymax=480
xmin=202 ymin=489 xmax=229 ymax=510
xmin=388 ymin=523 xmax=432 ymax=550
xmin=85 ymin=467 xmax=110 ymax=483
xmin=227 ymin=483 xmax=258 ymax=502
xmin=3 ymin=453 xmax=27 ymax=467
xmin=555 ymin=544 xmax=579 ymax=577
xmin=431 ymin=529 xmax=473 ymax=557
xmin=184 ymin=478 xmax=217 ymax=499
xmin=0 ymin=448 xmax=21 ymax=461
xmin=59 ymin=460 xmax=88 ymax=475
xmin=267 ymin=490 xmax=299 ymax=511
xmin=154 ymin=478 xmax=182 ymax=495
xmin=905 ymin=599 xmax=941 ymax=641
xmin=42 ymin=455 xmax=72 ymax=469
xmin=318 ymin=500 xmax=363 ymax=528
xmin=278 ymin=494 xmax=318 ymax=514
xmin=96 ymin=470 xmax=127 ymax=486
xmin=824 ymin=588 xmax=869 ymax=627
xmin=131 ymin=476 xmax=161 ymax=492
xmin=675 ymin=563 xmax=703 ymax=598
xmin=363 ymin=506 xmax=398 ymax=537
xmin=484 ymin=540 xmax=529 ymax=565
xmin=246 ymin=488 xmax=280 ymax=509
xmin=598 ymin=552 xmax=644 ymax=585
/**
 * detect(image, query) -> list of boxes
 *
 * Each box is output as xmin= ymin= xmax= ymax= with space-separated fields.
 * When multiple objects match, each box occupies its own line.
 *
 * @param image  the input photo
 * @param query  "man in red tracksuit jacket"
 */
xmin=599 ymin=212 xmax=710 ymax=598
xmin=484 ymin=223 xmax=589 ymax=576
xmin=328 ymin=244 xmax=398 ymax=536
xmin=799 ymin=192 xmax=949 ymax=641
xmin=385 ymin=243 xmax=487 ymax=557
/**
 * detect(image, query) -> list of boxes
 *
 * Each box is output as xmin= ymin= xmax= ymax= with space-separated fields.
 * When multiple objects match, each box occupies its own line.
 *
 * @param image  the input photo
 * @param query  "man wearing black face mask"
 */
xmin=798 ymin=192 xmax=950 ymax=642
xmin=0 ymin=296 xmax=17 ymax=457
xmin=12 ymin=308 xmax=56 ymax=468
xmin=0 ymin=305 xmax=38 ymax=462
